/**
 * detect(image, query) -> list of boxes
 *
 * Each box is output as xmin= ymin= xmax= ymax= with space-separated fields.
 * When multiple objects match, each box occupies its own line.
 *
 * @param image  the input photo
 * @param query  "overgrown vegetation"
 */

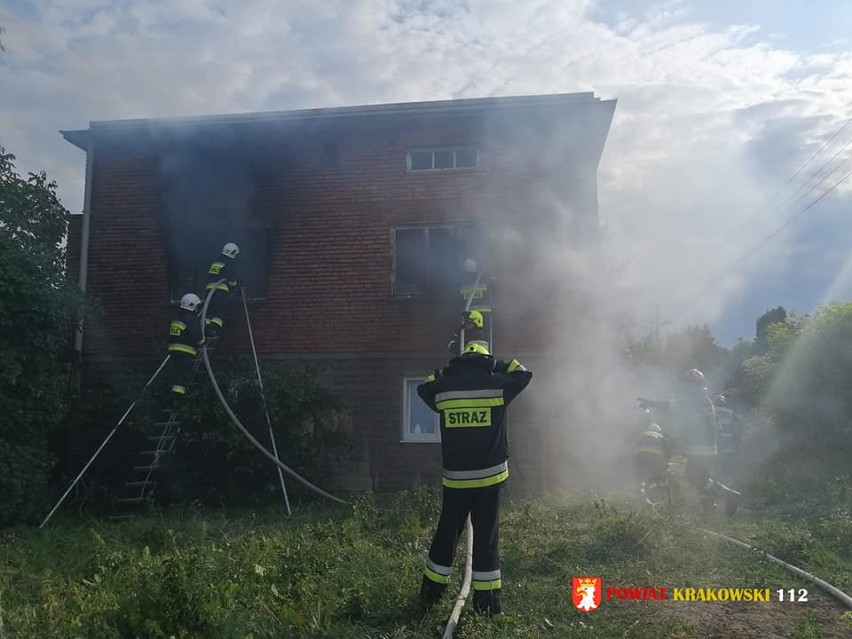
xmin=3 ymin=488 xmax=848 ymax=639
xmin=0 ymin=148 xmax=86 ymax=526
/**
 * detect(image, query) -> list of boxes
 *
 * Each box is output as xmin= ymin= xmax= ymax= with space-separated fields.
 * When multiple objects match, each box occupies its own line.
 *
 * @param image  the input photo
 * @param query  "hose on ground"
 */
xmin=697 ymin=527 xmax=852 ymax=610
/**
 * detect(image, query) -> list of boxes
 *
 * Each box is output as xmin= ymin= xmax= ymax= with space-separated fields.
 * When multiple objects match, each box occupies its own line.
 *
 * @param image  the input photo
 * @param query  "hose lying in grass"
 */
xmin=200 ymin=282 xmax=348 ymax=506
xmin=698 ymin=527 xmax=852 ymax=610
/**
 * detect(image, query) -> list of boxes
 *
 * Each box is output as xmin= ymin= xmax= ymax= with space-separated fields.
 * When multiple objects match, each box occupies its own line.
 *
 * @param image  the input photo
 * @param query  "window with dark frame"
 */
xmin=392 ymin=225 xmax=479 ymax=295
xmin=166 ymin=226 xmax=270 ymax=303
xmin=407 ymin=147 xmax=479 ymax=171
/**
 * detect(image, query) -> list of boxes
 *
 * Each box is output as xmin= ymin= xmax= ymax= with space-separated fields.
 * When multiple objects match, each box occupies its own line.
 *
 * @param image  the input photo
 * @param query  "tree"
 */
xmin=755 ymin=306 xmax=787 ymax=353
xmin=0 ymin=148 xmax=84 ymax=525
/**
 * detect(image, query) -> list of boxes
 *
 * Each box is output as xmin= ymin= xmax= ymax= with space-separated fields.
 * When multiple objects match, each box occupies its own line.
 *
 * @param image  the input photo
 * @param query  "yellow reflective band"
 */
xmin=171 ymin=386 xmax=186 ymax=395
xmin=472 ymin=579 xmax=502 ymax=591
xmin=442 ymin=469 xmax=508 ymax=489
xmin=426 ymin=374 xmax=436 ymax=382
xmin=635 ymin=447 xmax=665 ymax=455
xmin=168 ymin=344 xmax=198 ymax=356
xmin=435 ymin=397 xmax=504 ymax=410
xmin=506 ymin=359 xmax=525 ymax=373
xmin=210 ymin=317 xmax=224 ymax=327
xmin=424 ymin=567 xmax=450 ymax=584
xmin=205 ymin=282 xmax=230 ymax=292
xmin=169 ymin=321 xmax=186 ymax=337
xmin=208 ymin=261 xmax=225 ymax=275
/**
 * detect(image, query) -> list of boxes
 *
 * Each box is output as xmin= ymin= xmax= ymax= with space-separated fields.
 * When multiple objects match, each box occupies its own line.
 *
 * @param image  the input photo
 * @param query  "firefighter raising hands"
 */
xmin=416 ymin=341 xmax=532 ymax=616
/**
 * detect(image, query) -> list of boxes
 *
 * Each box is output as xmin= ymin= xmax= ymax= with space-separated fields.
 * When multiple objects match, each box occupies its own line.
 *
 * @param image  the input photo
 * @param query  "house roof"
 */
xmin=61 ymin=92 xmax=615 ymax=151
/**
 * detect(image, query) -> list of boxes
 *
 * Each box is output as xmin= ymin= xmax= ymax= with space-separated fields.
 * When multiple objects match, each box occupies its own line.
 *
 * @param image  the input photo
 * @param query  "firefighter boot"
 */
xmin=419 ymin=577 xmax=446 ymax=612
xmin=714 ymin=482 xmax=742 ymax=516
xmin=472 ymin=589 xmax=503 ymax=616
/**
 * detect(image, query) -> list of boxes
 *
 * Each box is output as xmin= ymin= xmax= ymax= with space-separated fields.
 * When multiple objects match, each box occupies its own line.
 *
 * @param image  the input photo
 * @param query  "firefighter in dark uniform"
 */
xmin=633 ymin=418 xmax=670 ymax=486
xmin=167 ymin=293 xmax=205 ymax=406
xmin=417 ymin=341 xmax=532 ymax=615
xmin=674 ymin=369 xmax=721 ymax=515
xmin=458 ymin=258 xmax=493 ymax=351
xmin=447 ymin=310 xmax=485 ymax=355
xmin=204 ymin=242 xmax=240 ymax=337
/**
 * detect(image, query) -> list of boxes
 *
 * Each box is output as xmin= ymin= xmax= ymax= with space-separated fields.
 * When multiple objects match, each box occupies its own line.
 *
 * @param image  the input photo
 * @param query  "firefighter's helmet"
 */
xmin=462 ymin=258 xmax=478 ymax=273
xmin=685 ymin=368 xmax=706 ymax=384
xmin=180 ymin=293 xmax=201 ymax=312
xmin=222 ymin=242 xmax=240 ymax=258
xmin=464 ymin=341 xmax=490 ymax=356
xmin=463 ymin=309 xmax=484 ymax=329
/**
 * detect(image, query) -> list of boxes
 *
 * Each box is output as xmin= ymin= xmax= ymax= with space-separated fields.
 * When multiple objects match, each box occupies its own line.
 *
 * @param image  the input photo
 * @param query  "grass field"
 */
xmin=1 ymin=470 xmax=850 ymax=639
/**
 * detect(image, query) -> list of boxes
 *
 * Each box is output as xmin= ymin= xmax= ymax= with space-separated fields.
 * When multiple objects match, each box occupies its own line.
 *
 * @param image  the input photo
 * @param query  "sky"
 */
xmin=2 ymin=0 xmax=852 ymax=346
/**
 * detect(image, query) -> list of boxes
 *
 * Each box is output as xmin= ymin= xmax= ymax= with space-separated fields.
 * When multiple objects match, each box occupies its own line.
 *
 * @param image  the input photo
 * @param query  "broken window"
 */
xmin=392 ymin=225 xmax=481 ymax=295
xmin=167 ymin=227 xmax=270 ymax=303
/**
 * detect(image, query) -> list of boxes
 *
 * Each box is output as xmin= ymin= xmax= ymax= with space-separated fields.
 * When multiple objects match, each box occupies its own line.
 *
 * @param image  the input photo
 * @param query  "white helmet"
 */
xmin=179 ymin=293 xmax=201 ymax=312
xmin=222 ymin=242 xmax=240 ymax=259
xmin=462 ymin=257 xmax=477 ymax=273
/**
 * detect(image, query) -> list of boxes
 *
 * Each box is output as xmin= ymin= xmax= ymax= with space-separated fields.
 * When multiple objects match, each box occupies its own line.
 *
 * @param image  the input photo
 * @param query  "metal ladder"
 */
xmin=110 ymin=336 xmax=219 ymax=519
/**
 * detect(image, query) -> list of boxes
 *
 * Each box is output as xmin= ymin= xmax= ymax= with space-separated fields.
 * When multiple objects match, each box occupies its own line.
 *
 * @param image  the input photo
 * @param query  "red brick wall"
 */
xmin=74 ymin=101 xmax=611 ymax=491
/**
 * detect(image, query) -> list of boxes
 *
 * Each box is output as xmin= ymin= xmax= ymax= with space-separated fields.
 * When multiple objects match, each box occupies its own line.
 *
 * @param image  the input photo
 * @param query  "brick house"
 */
xmin=63 ymin=93 xmax=616 ymax=492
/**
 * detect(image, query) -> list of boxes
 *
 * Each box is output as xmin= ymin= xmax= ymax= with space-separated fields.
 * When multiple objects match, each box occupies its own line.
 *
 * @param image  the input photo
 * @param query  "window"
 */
xmin=402 ymin=378 xmax=440 ymax=443
xmin=407 ymin=147 xmax=479 ymax=171
xmin=167 ymin=226 xmax=270 ymax=303
xmin=392 ymin=225 xmax=479 ymax=295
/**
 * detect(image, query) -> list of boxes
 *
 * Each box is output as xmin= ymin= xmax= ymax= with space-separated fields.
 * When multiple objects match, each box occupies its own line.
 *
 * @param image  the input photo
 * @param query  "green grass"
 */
xmin=0 ymin=482 xmax=847 ymax=639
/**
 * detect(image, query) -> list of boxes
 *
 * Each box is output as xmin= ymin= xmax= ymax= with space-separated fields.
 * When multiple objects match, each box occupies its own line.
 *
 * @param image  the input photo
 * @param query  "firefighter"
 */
xmin=447 ymin=309 xmax=485 ymax=354
xmin=633 ymin=413 xmax=670 ymax=487
xmin=673 ymin=369 xmax=720 ymax=515
xmin=167 ymin=293 xmax=205 ymax=407
xmin=416 ymin=341 xmax=533 ymax=615
xmin=204 ymin=242 xmax=240 ymax=337
xmin=458 ymin=258 xmax=493 ymax=349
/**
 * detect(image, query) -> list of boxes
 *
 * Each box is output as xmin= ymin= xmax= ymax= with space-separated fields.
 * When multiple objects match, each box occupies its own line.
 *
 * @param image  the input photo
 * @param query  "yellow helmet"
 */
xmin=463 ymin=310 xmax=484 ymax=329
xmin=464 ymin=341 xmax=490 ymax=356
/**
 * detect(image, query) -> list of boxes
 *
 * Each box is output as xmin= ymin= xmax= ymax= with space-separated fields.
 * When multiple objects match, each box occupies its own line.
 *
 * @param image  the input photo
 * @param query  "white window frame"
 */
xmin=401 ymin=377 xmax=440 ymax=443
xmin=406 ymin=147 xmax=480 ymax=172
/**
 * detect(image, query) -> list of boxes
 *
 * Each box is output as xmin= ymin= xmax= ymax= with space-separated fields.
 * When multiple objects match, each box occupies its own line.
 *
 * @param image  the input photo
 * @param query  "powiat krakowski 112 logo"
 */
xmin=573 ymin=576 xmax=602 ymax=612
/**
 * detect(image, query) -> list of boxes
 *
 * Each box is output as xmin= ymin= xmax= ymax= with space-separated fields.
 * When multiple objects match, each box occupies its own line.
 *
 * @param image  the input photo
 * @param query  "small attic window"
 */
xmin=407 ymin=147 xmax=479 ymax=171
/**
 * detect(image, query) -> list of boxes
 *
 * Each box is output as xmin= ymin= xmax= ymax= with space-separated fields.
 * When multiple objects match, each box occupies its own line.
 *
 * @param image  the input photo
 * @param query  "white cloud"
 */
xmin=2 ymin=0 xmax=852 ymax=338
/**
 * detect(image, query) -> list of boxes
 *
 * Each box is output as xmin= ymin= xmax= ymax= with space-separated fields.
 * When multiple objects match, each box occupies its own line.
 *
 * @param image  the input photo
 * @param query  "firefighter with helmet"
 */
xmin=675 ymin=368 xmax=743 ymax=515
xmin=447 ymin=309 xmax=485 ymax=354
xmin=204 ymin=242 xmax=241 ymax=337
xmin=167 ymin=293 xmax=205 ymax=407
xmin=416 ymin=340 xmax=532 ymax=615
xmin=458 ymin=257 xmax=493 ymax=351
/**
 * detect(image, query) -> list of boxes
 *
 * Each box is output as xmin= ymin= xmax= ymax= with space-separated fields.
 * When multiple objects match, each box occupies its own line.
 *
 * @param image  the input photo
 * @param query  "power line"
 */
xmin=724 ymin=117 xmax=852 ymax=241
xmin=668 ymin=163 xmax=852 ymax=325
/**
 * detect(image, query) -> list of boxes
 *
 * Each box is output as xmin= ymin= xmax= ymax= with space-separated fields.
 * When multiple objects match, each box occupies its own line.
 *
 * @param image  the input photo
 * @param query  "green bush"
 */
xmin=157 ymin=361 xmax=354 ymax=507
xmin=0 ymin=148 xmax=86 ymax=526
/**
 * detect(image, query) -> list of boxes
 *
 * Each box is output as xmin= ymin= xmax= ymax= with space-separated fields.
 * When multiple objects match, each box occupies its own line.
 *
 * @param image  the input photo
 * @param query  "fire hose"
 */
xmin=443 ymin=269 xmax=483 ymax=638
xmin=200 ymin=281 xmax=348 ymax=506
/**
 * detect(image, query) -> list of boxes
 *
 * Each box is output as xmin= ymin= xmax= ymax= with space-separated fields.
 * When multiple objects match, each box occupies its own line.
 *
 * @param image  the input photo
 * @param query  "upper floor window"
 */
xmin=167 ymin=226 xmax=270 ymax=303
xmin=392 ymin=225 xmax=479 ymax=295
xmin=407 ymin=147 xmax=479 ymax=171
